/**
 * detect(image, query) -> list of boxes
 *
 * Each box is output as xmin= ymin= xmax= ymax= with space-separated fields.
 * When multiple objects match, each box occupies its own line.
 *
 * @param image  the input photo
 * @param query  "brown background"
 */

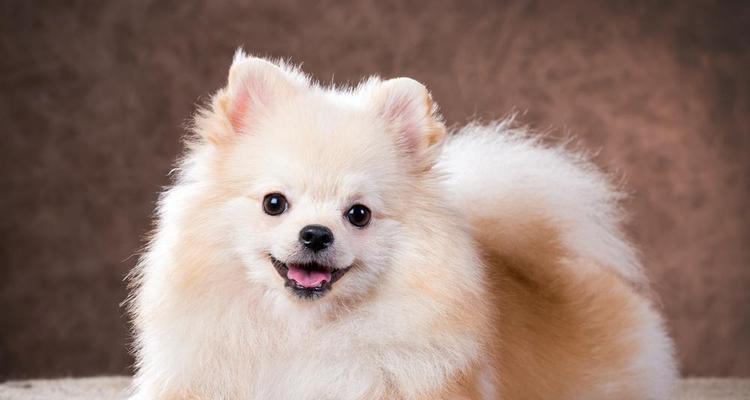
xmin=1 ymin=0 xmax=748 ymax=380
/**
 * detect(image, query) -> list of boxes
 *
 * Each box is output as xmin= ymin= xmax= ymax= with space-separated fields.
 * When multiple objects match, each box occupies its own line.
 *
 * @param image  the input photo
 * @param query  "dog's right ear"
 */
xmin=202 ymin=49 xmax=302 ymax=143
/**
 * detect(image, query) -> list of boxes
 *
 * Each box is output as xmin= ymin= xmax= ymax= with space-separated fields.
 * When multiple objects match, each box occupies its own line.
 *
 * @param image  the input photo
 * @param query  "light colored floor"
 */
xmin=0 ymin=377 xmax=748 ymax=399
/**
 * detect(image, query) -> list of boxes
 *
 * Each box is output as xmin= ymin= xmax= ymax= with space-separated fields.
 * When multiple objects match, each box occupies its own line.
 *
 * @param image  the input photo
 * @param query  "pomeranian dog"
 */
xmin=128 ymin=50 xmax=677 ymax=399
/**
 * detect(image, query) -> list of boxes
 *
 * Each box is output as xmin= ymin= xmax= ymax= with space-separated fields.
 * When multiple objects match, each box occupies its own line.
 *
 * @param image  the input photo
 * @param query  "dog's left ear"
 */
xmin=371 ymin=78 xmax=446 ymax=163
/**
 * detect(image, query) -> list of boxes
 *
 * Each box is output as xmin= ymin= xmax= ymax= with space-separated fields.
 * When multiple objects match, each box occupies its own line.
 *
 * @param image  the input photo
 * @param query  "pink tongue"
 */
xmin=287 ymin=265 xmax=332 ymax=288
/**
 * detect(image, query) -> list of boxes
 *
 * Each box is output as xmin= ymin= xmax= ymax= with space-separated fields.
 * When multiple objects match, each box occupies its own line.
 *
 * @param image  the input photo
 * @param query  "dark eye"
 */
xmin=346 ymin=204 xmax=371 ymax=227
xmin=263 ymin=193 xmax=288 ymax=216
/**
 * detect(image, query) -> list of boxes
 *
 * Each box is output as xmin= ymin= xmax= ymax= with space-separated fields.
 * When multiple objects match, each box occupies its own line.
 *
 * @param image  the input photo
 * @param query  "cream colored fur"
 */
xmin=128 ymin=50 xmax=677 ymax=399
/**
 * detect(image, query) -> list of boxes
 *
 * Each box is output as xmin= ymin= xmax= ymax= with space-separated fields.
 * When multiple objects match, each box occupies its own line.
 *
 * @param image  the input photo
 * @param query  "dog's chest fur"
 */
xmin=158 ymin=291 xmax=485 ymax=399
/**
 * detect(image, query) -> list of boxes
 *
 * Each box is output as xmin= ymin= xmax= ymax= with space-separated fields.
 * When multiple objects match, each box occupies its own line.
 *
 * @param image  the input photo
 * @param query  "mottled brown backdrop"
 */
xmin=1 ymin=0 xmax=748 ymax=379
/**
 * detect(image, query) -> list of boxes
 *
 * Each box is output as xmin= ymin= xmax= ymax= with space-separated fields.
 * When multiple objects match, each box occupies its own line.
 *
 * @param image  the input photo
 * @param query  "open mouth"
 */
xmin=270 ymin=256 xmax=350 ymax=300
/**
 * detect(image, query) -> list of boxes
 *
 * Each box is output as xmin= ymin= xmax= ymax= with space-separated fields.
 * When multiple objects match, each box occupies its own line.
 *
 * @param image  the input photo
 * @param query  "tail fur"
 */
xmin=436 ymin=119 xmax=645 ymax=288
xmin=436 ymin=120 xmax=677 ymax=399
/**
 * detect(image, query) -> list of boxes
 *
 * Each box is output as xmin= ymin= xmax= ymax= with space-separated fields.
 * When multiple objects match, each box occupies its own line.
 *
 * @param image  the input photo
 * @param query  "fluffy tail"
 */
xmin=436 ymin=119 xmax=645 ymax=288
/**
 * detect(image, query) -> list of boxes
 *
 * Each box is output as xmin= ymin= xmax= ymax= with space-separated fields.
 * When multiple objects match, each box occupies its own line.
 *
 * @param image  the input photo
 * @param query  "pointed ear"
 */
xmin=371 ymin=78 xmax=446 ymax=162
xmin=215 ymin=50 xmax=300 ymax=136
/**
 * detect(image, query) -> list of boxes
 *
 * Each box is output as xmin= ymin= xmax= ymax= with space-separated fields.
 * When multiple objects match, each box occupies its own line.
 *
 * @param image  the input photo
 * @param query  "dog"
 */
xmin=127 ymin=49 xmax=677 ymax=399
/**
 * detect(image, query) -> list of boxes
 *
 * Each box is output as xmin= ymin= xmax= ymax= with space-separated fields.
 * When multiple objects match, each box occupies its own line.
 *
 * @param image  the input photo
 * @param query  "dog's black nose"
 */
xmin=299 ymin=225 xmax=334 ymax=252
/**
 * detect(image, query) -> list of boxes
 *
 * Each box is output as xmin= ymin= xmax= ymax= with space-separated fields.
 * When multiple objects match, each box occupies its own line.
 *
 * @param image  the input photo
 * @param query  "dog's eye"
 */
xmin=263 ymin=193 xmax=288 ymax=216
xmin=346 ymin=204 xmax=371 ymax=227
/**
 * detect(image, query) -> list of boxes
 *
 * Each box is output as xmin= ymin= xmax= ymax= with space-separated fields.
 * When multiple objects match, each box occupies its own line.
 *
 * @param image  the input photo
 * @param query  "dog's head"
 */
xmin=191 ymin=50 xmax=445 ymax=304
